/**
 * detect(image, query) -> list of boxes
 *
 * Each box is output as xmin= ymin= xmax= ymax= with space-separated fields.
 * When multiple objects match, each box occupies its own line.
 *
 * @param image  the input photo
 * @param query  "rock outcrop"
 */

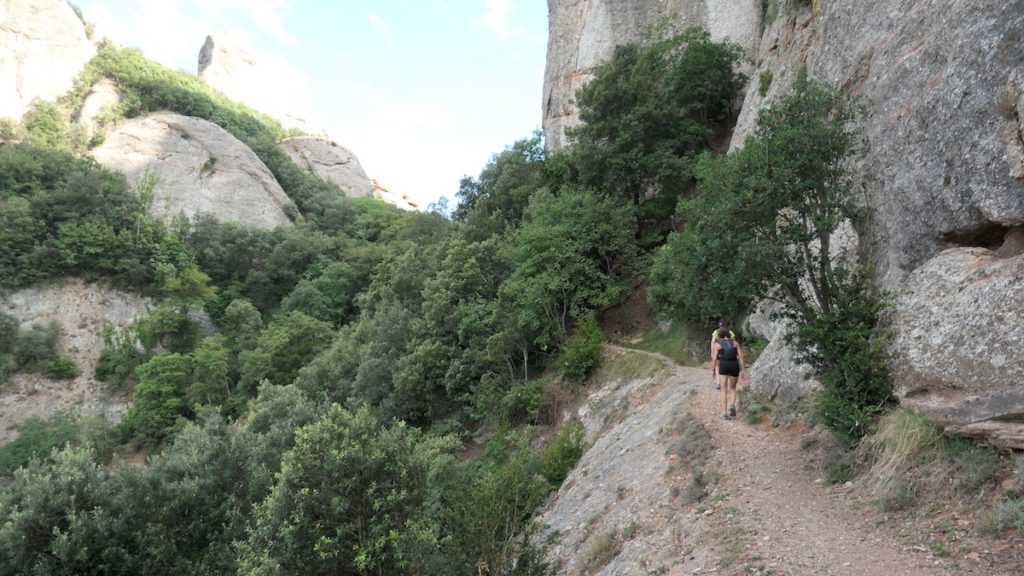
xmin=543 ymin=0 xmax=762 ymax=150
xmin=198 ymin=33 xmax=310 ymax=132
xmin=279 ymin=136 xmax=374 ymax=198
xmin=731 ymin=0 xmax=1024 ymax=289
xmin=0 ymin=279 xmax=149 ymax=445
xmin=890 ymin=248 xmax=1024 ymax=449
xmin=91 ymin=110 xmax=296 ymax=229
xmin=75 ymin=77 xmax=120 ymax=139
xmin=0 ymin=0 xmax=95 ymax=120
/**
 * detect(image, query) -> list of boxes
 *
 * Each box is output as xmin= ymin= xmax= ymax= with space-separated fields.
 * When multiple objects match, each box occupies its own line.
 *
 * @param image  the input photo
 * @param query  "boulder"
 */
xmin=0 ymin=0 xmax=95 ymax=120
xmin=746 ymin=302 xmax=818 ymax=404
xmin=890 ymin=247 xmax=1024 ymax=449
xmin=91 ymin=110 xmax=296 ymax=229
xmin=0 ymin=279 xmax=149 ymax=445
xmin=279 ymin=136 xmax=373 ymax=198
xmin=543 ymin=0 xmax=762 ymax=150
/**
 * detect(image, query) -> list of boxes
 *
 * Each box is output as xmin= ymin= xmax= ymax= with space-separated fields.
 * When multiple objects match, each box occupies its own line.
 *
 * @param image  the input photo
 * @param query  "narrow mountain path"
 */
xmin=604 ymin=344 xmax=972 ymax=576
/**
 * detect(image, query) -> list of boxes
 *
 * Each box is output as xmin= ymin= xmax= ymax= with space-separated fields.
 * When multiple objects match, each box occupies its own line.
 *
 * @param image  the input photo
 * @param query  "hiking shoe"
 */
xmin=715 ymin=382 xmax=721 ymax=390
xmin=729 ymin=403 xmax=736 ymax=417
xmin=720 ymin=413 xmax=730 ymax=420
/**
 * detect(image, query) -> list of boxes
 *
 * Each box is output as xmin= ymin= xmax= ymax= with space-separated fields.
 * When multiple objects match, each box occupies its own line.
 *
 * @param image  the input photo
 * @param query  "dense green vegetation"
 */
xmin=0 ymin=19 xmax=909 ymax=573
xmin=648 ymin=73 xmax=894 ymax=441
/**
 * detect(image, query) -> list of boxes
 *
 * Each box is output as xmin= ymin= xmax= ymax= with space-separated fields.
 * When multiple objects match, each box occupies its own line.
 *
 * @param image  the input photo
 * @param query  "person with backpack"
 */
xmin=712 ymin=324 xmax=746 ymax=419
xmin=709 ymin=319 xmax=735 ymax=390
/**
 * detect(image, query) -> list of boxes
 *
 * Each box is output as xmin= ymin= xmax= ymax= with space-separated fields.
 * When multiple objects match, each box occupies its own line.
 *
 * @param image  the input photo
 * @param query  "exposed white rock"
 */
xmin=75 ymin=77 xmax=120 ymax=140
xmin=371 ymin=178 xmax=418 ymax=212
xmin=746 ymin=301 xmax=818 ymax=404
xmin=197 ymin=33 xmax=311 ymax=133
xmin=91 ymin=110 xmax=295 ymax=229
xmin=0 ymin=0 xmax=95 ymax=120
xmin=0 ymin=279 xmax=150 ymax=446
xmin=543 ymin=0 xmax=762 ymax=150
xmin=279 ymin=136 xmax=373 ymax=198
xmin=890 ymin=247 xmax=1024 ymax=449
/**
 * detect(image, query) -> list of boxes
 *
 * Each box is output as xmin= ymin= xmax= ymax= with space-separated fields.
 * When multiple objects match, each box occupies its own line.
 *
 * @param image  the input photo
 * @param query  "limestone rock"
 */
xmin=746 ymin=302 xmax=818 ymax=404
xmin=890 ymin=247 xmax=1024 ymax=449
xmin=197 ymin=33 xmax=310 ymax=132
xmin=730 ymin=0 xmax=1024 ymax=289
xmin=75 ymin=77 xmax=120 ymax=140
xmin=91 ymin=111 xmax=295 ymax=229
xmin=0 ymin=0 xmax=95 ymax=120
xmin=0 ymin=279 xmax=149 ymax=446
xmin=371 ymin=178 xmax=418 ymax=211
xmin=543 ymin=0 xmax=762 ymax=150
xmin=279 ymin=136 xmax=373 ymax=198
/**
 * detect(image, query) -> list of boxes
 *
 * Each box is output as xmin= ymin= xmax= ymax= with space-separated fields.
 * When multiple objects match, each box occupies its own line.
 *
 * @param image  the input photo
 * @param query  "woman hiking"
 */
xmin=711 ymin=325 xmax=746 ymax=419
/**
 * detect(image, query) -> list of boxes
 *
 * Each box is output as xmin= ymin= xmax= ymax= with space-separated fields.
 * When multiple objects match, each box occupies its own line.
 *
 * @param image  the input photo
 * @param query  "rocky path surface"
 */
xmin=689 ymin=366 xmax=956 ymax=575
xmin=609 ymin=345 xmax=976 ymax=576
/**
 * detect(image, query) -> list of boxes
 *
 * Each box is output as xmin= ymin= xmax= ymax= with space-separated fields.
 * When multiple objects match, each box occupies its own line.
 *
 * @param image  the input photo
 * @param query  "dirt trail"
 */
xmin=607 ymin=345 xmax=970 ymax=576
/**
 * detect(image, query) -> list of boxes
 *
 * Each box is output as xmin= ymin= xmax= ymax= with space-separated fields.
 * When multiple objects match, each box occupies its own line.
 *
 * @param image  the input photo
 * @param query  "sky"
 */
xmin=71 ymin=0 xmax=550 ymax=209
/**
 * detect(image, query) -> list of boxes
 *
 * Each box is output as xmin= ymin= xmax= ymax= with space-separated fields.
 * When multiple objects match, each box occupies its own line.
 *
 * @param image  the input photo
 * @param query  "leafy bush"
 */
xmin=46 ymin=357 xmax=78 ymax=379
xmin=0 ymin=413 xmax=80 ymax=474
xmin=560 ymin=313 xmax=603 ymax=380
xmin=13 ymin=322 xmax=60 ymax=373
xmin=541 ymin=420 xmax=585 ymax=485
xmin=95 ymin=323 xmax=150 ymax=391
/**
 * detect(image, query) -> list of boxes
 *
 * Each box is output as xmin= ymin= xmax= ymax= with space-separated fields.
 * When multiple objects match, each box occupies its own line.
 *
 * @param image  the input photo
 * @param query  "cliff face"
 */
xmin=0 ymin=0 xmax=95 ymax=121
xmin=545 ymin=0 xmax=1024 ymax=447
xmin=542 ymin=0 xmax=762 ymax=150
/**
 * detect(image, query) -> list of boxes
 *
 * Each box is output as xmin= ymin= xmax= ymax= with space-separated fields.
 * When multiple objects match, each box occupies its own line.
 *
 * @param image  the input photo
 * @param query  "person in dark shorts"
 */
xmin=711 ymin=325 xmax=746 ymax=419
xmin=710 ymin=319 xmax=735 ymax=390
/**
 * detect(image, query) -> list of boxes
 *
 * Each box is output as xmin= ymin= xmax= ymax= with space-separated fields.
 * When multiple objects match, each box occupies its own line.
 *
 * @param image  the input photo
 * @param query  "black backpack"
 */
xmin=717 ymin=338 xmax=737 ymax=361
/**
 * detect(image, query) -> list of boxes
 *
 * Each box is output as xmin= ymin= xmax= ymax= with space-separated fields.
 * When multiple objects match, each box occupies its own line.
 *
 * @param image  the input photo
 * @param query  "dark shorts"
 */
xmin=718 ymin=360 xmax=740 ymax=377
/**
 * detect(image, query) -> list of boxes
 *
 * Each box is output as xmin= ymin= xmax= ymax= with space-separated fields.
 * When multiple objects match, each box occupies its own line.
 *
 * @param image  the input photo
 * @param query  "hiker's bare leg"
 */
xmin=719 ymin=374 xmax=730 ymax=415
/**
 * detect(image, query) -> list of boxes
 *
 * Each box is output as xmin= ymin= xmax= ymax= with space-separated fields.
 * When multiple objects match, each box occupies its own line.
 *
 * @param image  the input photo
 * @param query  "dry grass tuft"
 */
xmin=857 ymin=408 xmax=942 ymax=494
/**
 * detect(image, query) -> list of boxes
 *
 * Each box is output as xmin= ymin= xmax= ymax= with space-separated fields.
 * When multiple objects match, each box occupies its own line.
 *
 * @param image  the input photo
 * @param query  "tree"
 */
xmin=122 ymin=353 xmax=193 ymax=446
xmin=237 ymin=406 xmax=457 ymax=576
xmin=567 ymin=27 xmax=745 ymax=240
xmin=498 ymin=188 xmax=636 ymax=369
xmin=649 ymin=75 xmax=861 ymax=323
xmin=453 ymin=133 xmax=546 ymax=236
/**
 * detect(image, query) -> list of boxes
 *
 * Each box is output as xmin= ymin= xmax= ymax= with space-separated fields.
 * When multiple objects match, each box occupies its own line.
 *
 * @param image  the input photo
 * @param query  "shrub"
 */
xmin=0 ymin=413 xmax=80 ymax=474
xmin=992 ymin=498 xmax=1024 ymax=533
xmin=46 ymin=357 xmax=78 ymax=379
xmin=560 ymin=313 xmax=603 ymax=380
xmin=499 ymin=378 xmax=547 ymax=426
xmin=758 ymin=70 xmax=773 ymax=96
xmin=541 ymin=420 xmax=585 ymax=485
xmin=14 ymin=322 xmax=60 ymax=373
xmin=95 ymin=323 xmax=150 ymax=391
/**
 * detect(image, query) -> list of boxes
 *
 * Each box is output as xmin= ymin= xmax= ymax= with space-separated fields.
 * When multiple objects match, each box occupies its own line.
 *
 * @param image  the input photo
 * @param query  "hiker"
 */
xmin=709 ymin=319 xmax=735 ymax=390
xmin=711 ymin=325 xmax=746 ymax=419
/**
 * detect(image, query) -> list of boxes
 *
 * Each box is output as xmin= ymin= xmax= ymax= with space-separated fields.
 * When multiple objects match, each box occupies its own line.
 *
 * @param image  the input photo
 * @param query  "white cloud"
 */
xmin=367 ymin=13 xmax=395 ymax=45
xmin=475 ymin=0 xmax=524 ymax=40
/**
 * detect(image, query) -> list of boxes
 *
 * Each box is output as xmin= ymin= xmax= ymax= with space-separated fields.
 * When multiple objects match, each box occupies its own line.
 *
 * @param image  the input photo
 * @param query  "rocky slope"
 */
xmin=0 ymin=280 xmax=149 ymax=445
